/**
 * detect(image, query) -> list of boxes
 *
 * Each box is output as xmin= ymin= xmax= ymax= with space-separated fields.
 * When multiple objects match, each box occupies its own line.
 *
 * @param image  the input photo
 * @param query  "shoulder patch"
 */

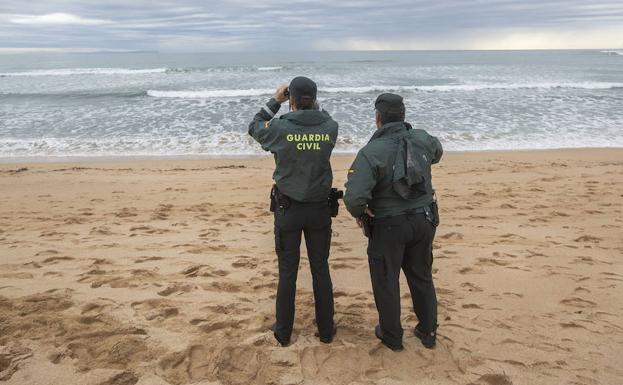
xmin=263 ymin=121 xmax=270 ymax=129
xmin=348 ymin=169 xmax=355 ymax=175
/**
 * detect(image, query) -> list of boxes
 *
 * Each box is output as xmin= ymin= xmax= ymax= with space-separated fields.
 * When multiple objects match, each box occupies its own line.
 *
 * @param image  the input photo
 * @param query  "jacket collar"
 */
xmin=281 ymin=106 xmax=330 ymax=126
xmin=369 ymin=121 xmax=411 ymax=142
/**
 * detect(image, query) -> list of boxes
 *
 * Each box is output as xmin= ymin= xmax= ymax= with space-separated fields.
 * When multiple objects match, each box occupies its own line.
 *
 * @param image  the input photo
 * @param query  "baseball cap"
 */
xmin=289 ymin=76 xmax=317 ymax=100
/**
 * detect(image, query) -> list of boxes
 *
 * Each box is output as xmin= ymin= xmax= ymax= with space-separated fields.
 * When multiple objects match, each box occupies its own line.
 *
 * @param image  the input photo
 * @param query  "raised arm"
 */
xmin=248 ymin=85 xmax=288 ymax=151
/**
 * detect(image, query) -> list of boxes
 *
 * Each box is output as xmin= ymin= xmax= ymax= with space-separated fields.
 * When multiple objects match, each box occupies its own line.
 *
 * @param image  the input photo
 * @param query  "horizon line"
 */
xmin=0 ymin=47 xmax=621 ymax=55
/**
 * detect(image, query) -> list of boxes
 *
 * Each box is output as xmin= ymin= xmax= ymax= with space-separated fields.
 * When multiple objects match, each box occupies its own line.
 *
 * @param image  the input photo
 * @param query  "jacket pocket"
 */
xmin=367 ymin=250 xmax=387 ymax=279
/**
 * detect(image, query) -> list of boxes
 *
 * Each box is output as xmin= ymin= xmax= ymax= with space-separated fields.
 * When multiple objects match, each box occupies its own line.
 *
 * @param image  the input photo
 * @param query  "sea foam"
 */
xmin=147 ymin=82 xmax=623 ymax=99
xmin=0 ymin=68 xmax=168 ymax=77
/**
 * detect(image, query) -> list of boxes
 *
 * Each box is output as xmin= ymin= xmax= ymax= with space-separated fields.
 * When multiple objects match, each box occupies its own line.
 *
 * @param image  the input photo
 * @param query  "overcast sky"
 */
xmin=1 ymin=0 xmax=622 ymax=53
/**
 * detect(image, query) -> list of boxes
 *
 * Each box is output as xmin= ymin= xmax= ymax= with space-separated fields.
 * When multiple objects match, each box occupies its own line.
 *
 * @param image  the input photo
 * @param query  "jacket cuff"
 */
xmin=263 ymin=98 xmax=281 ymax=117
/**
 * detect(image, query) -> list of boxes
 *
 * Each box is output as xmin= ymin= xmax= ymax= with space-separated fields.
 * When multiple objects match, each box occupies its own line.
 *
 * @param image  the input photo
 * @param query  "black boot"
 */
xmin=413 ymin=326 xmax=436 ymax=349
xmin=271 ymin=323 xmax=290 ymax=347
xmin=316 ymin=325 xmax=337 ymax=344
xmin=374 ymin=325 xmax=403 ymax=352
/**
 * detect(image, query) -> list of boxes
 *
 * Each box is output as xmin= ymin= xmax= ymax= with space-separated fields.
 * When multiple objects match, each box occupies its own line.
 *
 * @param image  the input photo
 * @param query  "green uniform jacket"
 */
xmin=248 ymin=98 xmax=339 ymax=202
xmin=344 ymin=121 xmax=443 ymax=218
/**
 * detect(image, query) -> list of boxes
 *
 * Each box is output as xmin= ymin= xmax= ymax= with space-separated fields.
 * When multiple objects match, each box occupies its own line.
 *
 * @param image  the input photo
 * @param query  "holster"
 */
xmin=360 ymin=213 xmax=374 ymax=238
xmin=430 ymin=191 xmax=440 ymax=227
xmin=328 ymin=188 xmax=344 ymax=217
xmin=270 ymin=185 xmax=291 ymax=213
xmin=429 ymin=201 xmax=440 ymax=227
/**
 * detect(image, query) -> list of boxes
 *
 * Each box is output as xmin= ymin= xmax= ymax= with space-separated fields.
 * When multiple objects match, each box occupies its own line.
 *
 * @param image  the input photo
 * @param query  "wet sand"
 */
xmin=1 ymin=148 xmax=622 ymax=385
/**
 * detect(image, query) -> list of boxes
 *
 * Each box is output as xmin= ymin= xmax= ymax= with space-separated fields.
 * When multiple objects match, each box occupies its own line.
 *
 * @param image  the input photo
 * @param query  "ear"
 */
xmin=289 ymin=96 xmax=297 ymax=111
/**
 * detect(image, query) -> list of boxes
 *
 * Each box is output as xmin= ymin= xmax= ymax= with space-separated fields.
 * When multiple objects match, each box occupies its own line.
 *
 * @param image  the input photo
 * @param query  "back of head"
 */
xmin=375 ymin=93 xmax=406 ymax=124
xmin=289 ymin=76 xmax=317 ymax=110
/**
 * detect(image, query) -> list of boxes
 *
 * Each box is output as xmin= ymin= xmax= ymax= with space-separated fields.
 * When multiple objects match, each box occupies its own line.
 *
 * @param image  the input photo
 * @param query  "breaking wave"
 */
xmin=0 ymin=67 xmax=168 ymax=77
xmin=147 ymin=82 xmax=623 ymax=98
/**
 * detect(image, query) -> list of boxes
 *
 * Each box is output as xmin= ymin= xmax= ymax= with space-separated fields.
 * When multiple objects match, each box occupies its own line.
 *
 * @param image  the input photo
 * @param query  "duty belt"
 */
xmin=404 ymin=207 xmax=428 ymax=215
xmin=406 ymin=203 xmax=439 ymax=227
xmin=382 ymin=204 xmax=437 ymax=226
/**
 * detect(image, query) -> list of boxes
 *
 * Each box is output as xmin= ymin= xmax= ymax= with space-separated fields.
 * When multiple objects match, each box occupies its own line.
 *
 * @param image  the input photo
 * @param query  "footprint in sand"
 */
xmin=79 ymin=268 xmax=158 ymax=289
xmin=232 ymin=256 xmax=258 ymax=269
xmin=158 ymin=345 xmax=218 ymax=384
xmin=198 ymin=228 xmax=220 ymax=239
xmin=216 ymin=346 xmax=268 ymax=385
xmin=560 ymin=297 xmax=597 ymax=308
xmin=574 ymin=235 xmax=602 ymax=243
xmin=185 ymin=244 xmax=228 ymax=254
xmin=181 ymin=264 xmax=229 ymax=278
xmin=151 ymin=204 xmax=173 ymax=220
xmin=525 ymin=249 xmax=546 ymax=258
xmin=460 ymin=282 xmax=483 ymax=292
xmin=472 ymin=373 xmax=513 ymax=385
xmin=499 ymin=233 xmax=526 ymax=240
xmin=39 ymin=230 xmax=73 ymax=238
xmin=79 ymin=208 xmax=94 ymax=216
xmin=0 ymin=345 xmax=33 ymax=381
xmin=300 ymin=345 xmax=371 ymax=384
xmin=132 ymin=299 xmax=180 ymax=321
xmin=90 ymin=226 xmax=115 ymax=236
xmin=81 ymin=300 xmax=116 ymax=316
xmin=0 ymin=272 xmax=34 ymax=279
xmin=572 ymin=256 xmax=596 ymax=265
xmin=251 ymin=281 xmax=277 ymax=291
xmin=96 ymin=371 xmax=139 ymax=385
xmin=195 ymin=317 xmax=244 ymax=334
xmin=41 ymin=256 xmax=74 ymax=265
xmin=332 ymin=262 xmax=356 ymax=270
xmin=64 ymin=216 xmax=85 ymax=225
xmin=476 ymin=257 xmax=510 ymax=267
xmin=130 ymin=225 xmax=173 ymax=235
xmin=439 ymin=232 xmax=463 ymax=240
xmin=185 ymin=202 xmax=214 ymax=214
xmin=134 ymin=256 xmax=164 ymax=264
xmin=559 ymin=322 xmax=586 ymax=329
xmin=528 ymin=214 xmax=550 ymax=223
xmin=157 ymin=283 xmax=195 ymax=297
xmin=114 ymin=207 xmax=137 ymax=218
xmin=599 ymin=271 xmax=623 ymax=282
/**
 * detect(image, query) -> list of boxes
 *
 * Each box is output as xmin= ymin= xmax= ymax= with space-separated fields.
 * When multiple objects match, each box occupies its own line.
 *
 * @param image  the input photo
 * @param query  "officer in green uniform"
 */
xmin=248 ymin=76 xmax=338 ymax=347
xmin=344 ymin=93 xmax=443 ymax=351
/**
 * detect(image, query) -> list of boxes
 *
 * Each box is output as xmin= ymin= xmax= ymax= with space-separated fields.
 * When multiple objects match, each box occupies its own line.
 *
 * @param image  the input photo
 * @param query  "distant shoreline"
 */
xmin=1 ymin=147 xmax=621 ymax=165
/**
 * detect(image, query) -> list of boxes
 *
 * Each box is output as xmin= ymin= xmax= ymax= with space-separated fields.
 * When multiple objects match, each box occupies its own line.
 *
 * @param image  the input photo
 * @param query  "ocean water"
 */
xmin=0 ymin=50 xmax=622 ymax=159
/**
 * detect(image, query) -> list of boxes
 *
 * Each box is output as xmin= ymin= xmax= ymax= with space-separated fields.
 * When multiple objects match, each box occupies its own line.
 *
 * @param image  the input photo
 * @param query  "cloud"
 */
xmin=8 ymin=12 xmax=110 ymax=26
xmin=313 ymin=26 xmax=623 ymax=50
xmin=0 ymin=47 xmax=130 ymax=53
xmin=0 ymin=1 xmax=622 ymax=52
xmin=466 ymin=26 xmax=623 ymax=50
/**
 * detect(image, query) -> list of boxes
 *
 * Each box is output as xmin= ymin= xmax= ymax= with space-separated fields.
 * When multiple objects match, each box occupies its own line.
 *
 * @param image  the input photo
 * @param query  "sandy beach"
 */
xmin=0 ymin=148 xmax=621 ymax=385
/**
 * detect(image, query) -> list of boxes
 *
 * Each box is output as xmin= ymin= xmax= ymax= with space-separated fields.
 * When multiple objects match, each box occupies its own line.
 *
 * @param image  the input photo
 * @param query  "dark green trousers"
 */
xmin=367 ymin=211 xmax=437 ymax=347
xmin=273 ymin=201 xmax=335 ymax=342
